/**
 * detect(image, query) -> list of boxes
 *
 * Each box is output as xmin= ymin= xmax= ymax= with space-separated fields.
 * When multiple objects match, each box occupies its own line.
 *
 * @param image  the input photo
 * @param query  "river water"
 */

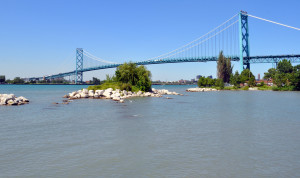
xmin=0 ymin=85 xmax=299 ymax=177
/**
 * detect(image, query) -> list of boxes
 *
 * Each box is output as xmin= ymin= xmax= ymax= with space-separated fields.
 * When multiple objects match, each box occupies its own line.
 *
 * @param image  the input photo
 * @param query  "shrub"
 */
xmin=242 ymin=86 xmax=249 ymax=90
xmin=120 ymin=83 xmax=132 ymax=91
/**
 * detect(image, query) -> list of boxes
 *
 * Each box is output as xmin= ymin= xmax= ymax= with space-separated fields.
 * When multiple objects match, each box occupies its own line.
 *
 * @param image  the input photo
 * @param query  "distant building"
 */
xmin=207 ymin=75 xmax=213 ymax=79
xmin=196 ymin=75 xmax=202 ymax=80
xmin=257 ymin=73 xmax=261 ymax=81
xmin=255 ymin=79 xmax=273 ymax=86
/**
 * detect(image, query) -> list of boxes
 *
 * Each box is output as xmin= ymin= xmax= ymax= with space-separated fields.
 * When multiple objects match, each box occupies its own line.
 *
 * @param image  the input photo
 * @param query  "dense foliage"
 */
xmin=89 ymin=77 xmax=101 ymax=85
xmin=240 ymin=69 xmax=256 ymax=86
xmin=0 ymin=75 xmax=5 ymax=83
xmin=229 ymin=71 xmax=241 ymax=87
xmin=88 ymin=62 xmax=152 ymax=92
xmin=197 ymin=76 xmax=224 ymax=89
xmin=264 ymin=59 xmax=300 ymax=90
xmin=217 ymin=51 xmax=232 ymax=83
xmin=115 ymin=62 xmax=152 ymax=91
xmin=6 ymin=77 xmax=25 ymax=84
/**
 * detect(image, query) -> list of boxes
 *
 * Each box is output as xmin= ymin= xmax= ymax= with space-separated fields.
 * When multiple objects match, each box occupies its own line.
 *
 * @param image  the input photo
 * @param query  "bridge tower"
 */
xmin=239 ymin=11 xmax=250 ymax=72
xmin=75 ymin=48 xmax=83 ymax=84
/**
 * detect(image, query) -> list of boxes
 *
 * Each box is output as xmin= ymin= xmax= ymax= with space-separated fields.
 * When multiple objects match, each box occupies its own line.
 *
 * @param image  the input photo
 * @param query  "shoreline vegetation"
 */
xmin=196 ymin=52 xmax=300 ymax=91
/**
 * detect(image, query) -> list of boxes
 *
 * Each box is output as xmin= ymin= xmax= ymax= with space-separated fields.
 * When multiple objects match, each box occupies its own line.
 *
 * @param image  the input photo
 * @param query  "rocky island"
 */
xmin=63 ymin=88 xmax=182 ymax=103
xmin=0 ymin=94 xmax=29 ymax=106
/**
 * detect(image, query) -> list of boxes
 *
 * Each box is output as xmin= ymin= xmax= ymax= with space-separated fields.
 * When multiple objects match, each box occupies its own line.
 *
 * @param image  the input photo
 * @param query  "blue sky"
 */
xmin=1 ymin=0 xmax=300 ymax=81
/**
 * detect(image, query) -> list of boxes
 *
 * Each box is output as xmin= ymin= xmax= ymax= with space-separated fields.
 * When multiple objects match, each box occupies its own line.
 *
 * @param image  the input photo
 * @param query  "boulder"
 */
xmin=18 ymin=96 xmax=29 ymax=102
xmin=69 ymin=92 xmax=77 ymax=97
xmin=82 ymin=89 xmax=88 ymax=94
xmin=106 ymin=88 xmax=113 ymax=92
xmin=80 ymin=93 xmax=89 ymax=98
xmin=95 ymin=90 xmax=104 ymax=95
xmin=144 ymin=92 xmax=151 ymax=97
xmin=112 ymin=97 xmax=121 ymax=101
xmin=88 ymin=90 xmax=94 ymax=94
xmin=103 ymin=91 xmax=112 ymax=97
xmin=7 ymin=100 xmax=17 ymax=105
xmin=75 ymin=94 xmax=81 ymax=98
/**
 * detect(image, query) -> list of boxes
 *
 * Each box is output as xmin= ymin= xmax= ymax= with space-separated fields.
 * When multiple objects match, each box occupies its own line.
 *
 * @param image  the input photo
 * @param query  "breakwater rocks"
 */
xmin=186 ymin=88 xmax=219 ymax=92
xmin=0 ymin=94 xmax=29 ymax=106
xmin=63 ymin=88 xmax=183 ymax=103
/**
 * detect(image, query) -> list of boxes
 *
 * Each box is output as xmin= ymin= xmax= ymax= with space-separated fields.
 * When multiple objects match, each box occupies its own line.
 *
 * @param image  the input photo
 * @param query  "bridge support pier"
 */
xmin=75 ymin=48 xmax=83 ymax=84
xmin=239 ymin=11 xmax=250 ymax=72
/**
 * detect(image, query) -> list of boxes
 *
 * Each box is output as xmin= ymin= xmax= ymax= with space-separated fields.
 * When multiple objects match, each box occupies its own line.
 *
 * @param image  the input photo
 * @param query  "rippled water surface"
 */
xmin=0 ymin=85 xmax=300 ymax=177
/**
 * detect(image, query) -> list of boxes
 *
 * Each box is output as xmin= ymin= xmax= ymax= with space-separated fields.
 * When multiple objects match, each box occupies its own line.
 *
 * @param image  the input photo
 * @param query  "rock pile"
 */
xmin=0 ymin=94 xmax=29 ymax=106
xmin=63 ymin=88 xmax=182 ymax=103
xmin=186 ymin=88 xmax=219 ymax=92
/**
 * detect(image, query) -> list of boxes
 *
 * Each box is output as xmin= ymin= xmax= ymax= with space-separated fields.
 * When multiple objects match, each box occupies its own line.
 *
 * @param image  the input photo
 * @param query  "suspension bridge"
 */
xmin=29 ymin=11 xmax=300 ymax=84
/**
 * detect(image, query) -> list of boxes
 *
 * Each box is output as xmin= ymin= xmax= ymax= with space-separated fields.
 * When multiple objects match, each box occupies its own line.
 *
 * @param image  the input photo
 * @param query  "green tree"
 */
xmin=264 ymin=68 xmax=276 ymax=79
xmin=0 ymin=75 xmax=5 ymax=83
xmin=12 ymin=77 xmax=25 ymax=84
xmin=277 ymin=59 xmax=293 ymax=73
xmin=206 ymin=77 xmax=214 ymax=87
xmin=217 ymin=51 xmax=232 ymax=83
xmin=230 ymin=70 xmax=241 ymax=87
xmin=6 ymin=79 xmax=12 ymax=84
xmin=215 ymin=78 xmax=224 ymax=89
xmin=272 ymin=60 xmax=294 ymax=87
xmin=240 ymin=69 xmax=255 ymax=86
xmin=197 ymin=76 xmax=207 ymax=87
xmin=91 ymin=77 xmax=100 ymax=85
xmin=115 ymin=62 xmax=152 ymax=91
xmin=135 ymin=65 xmax=152 ymax=92
xmin=259 ymin=81 xmax=265 ymax=86
xmin=291 ymin=65 xmax=300 ymax=90
xmin=115 ymin=62 xmax=139 ymax=85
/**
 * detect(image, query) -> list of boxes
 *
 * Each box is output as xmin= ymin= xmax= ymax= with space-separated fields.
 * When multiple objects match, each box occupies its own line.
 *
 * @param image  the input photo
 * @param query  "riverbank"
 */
xmin=185 ymin=86 xmax=276 ymax=92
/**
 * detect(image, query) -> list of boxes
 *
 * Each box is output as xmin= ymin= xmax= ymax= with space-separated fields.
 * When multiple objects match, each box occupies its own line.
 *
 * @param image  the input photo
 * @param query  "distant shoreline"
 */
xmin=0 ymin=84 xmax=91 ymax=86
xmin=0 ymin=83 xmax=197 ymax=86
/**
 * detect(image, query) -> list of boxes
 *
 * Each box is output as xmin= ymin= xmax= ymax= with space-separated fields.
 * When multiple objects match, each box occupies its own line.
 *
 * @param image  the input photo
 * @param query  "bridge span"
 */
xmin=29 ymin=11 xmax=300 ymax=83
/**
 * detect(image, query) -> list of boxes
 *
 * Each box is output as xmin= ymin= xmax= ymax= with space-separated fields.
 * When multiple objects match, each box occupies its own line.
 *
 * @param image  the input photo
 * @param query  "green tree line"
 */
xmin=264 ymin=59 xmax=300 ymax=90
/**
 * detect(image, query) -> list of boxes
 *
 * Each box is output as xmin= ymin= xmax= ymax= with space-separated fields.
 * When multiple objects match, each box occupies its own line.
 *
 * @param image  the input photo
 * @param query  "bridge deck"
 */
xmin=30 ymin=54 xmax=300 ymax=80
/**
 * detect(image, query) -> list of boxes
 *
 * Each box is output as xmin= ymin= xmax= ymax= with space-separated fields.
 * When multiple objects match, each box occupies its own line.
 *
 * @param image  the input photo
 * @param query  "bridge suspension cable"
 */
xmin=83 ymin=50 xmax=117 ymax=64
xmin=145 ymin=13 xmax=240 ymax=61
xmin=162 ymin=20 xmax=239 ymax=59
xmin=246 ymin=13 xmax=300 ymax=31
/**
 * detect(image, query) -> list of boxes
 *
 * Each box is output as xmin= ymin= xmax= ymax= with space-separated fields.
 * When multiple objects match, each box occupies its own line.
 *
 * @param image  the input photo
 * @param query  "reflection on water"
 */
xmin=0 ymin=85 xmax=299 ymax=177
